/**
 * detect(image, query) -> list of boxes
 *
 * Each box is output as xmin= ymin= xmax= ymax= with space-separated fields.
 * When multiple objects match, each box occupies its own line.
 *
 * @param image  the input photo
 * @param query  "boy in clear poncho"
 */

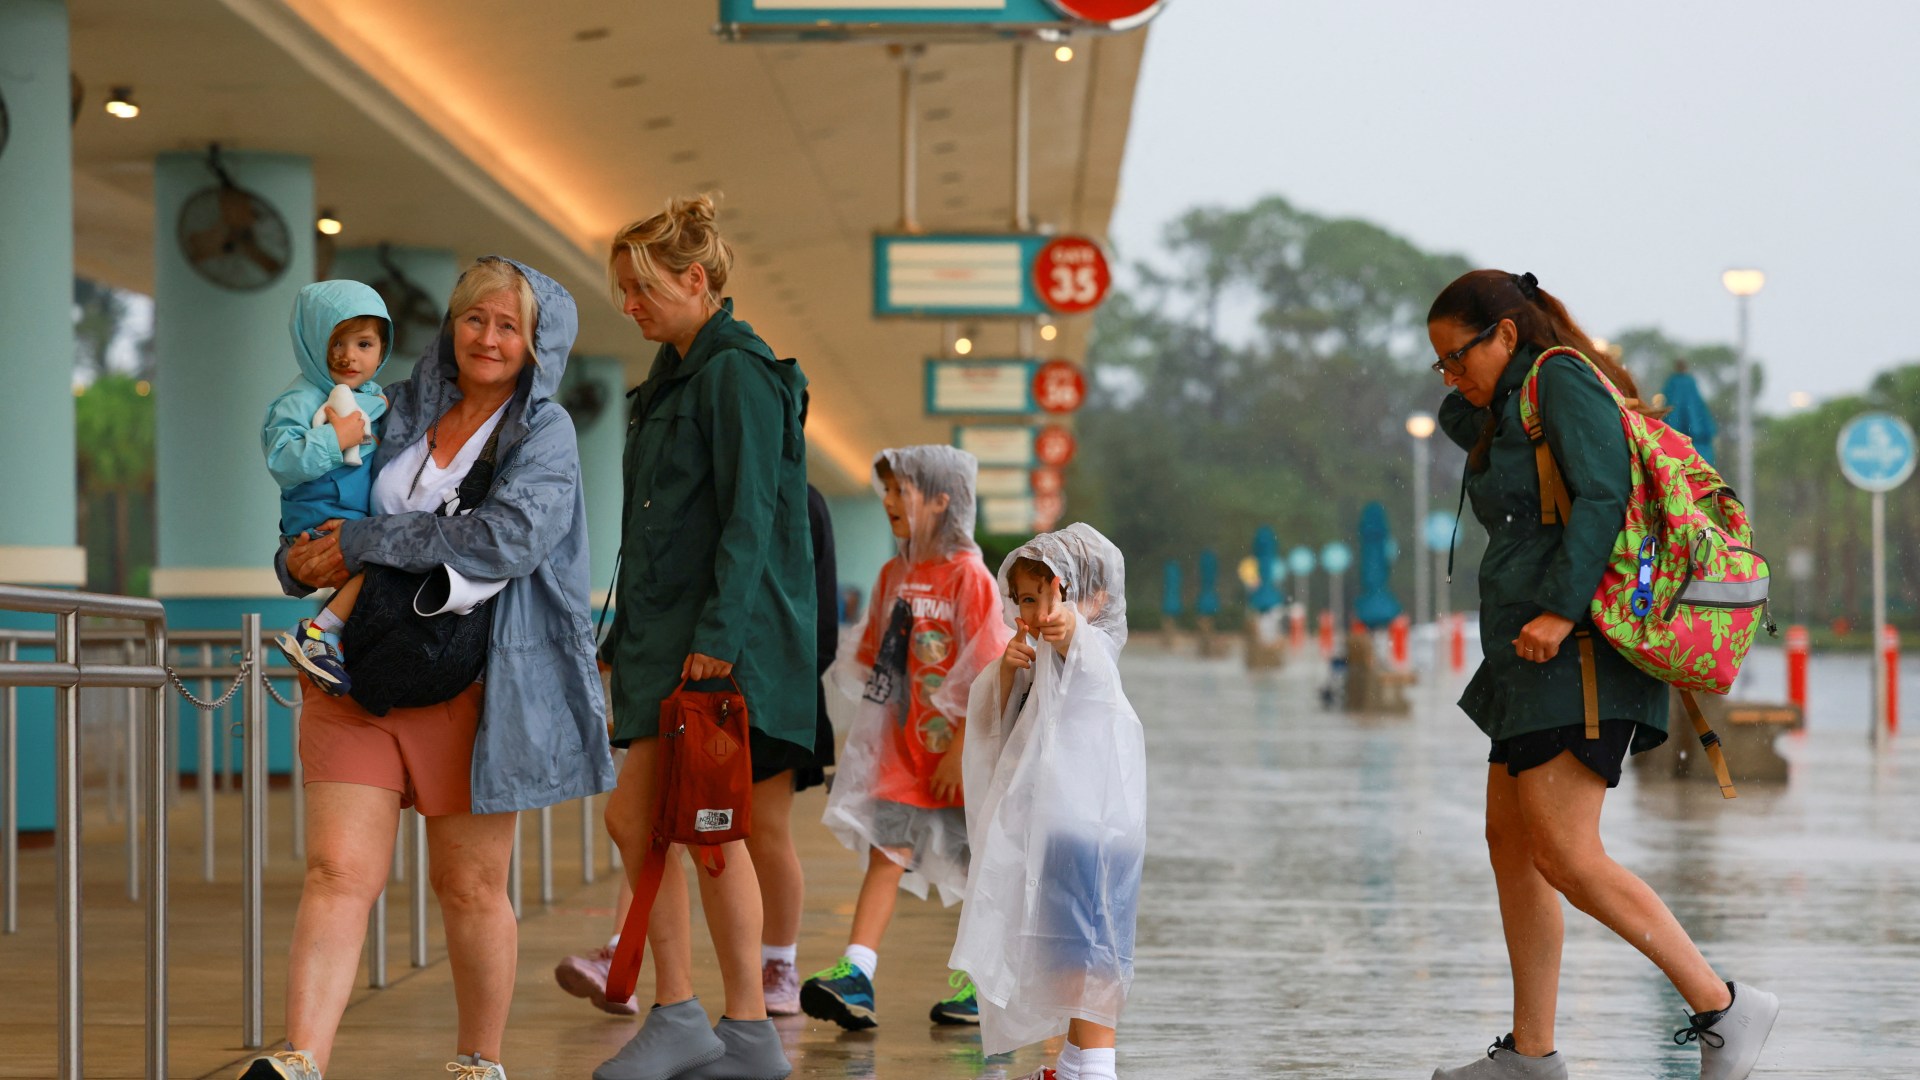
xmin=808 ymin=446 xmax=1012 ymax=1031
xmin=952 ymin=523 xmax=1146 ymax=1080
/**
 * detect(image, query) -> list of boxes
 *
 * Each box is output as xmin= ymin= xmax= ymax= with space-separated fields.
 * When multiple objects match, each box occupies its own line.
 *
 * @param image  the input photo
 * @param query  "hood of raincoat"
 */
xmin=873 ymin=445 xmax=979 ymax=564
xmin=996 ymin=522 xmax=1128 ymax=650
xmin=289 ymin=280 xmax=394 ymax=393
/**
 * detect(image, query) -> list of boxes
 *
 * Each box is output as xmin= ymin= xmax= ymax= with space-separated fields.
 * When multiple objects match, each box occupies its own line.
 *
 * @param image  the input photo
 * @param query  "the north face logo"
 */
xmin=695 ymin=809 xmax=733 ymax=832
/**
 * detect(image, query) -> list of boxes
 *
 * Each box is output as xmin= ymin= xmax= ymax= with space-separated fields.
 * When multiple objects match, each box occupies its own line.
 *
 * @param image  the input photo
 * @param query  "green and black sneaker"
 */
xmin=928 ymin=971 xmax=980 ymax=1026
xmin=801 ymin=958 xmax=878 ymax=1031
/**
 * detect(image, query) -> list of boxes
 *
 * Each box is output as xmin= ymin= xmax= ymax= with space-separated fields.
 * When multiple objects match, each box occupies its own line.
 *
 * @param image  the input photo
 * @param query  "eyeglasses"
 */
xmin=1432 ymin=322 xmax=1499 ymax=374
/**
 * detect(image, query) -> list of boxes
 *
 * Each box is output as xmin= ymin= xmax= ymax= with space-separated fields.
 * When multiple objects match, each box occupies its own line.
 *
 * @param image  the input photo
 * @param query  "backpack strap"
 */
xmin=604 ymin=837 xmax=672 ymax=1006
xmin=1678 ymin=690 xmax=1739 ymax=800
xmin=1575 ymin=631 xmax=1600 ymax=739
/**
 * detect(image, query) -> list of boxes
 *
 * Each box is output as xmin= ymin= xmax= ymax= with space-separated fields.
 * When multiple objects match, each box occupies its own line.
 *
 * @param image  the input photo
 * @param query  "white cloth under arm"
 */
xmin=371 ymin=402 xmax=511 ymax=599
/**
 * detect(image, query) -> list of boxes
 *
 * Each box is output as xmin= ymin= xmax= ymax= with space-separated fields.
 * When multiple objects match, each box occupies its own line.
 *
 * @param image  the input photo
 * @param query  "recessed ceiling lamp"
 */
xmin=316 ymin=209 xmax=343 ymax=236
xmin=104 ymin=86 xmax=139 ymax=119
xmin=1039 ymin=323 xmax=1058 ymax=342
xmin=954 ymin=335 xmax=974 ymax=356
xmin=1054 ymin=45 xmax=1075 ymax=62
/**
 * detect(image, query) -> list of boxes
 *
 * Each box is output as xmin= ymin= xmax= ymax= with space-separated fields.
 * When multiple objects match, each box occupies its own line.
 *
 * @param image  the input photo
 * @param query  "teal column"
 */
xmin=569 ymin=357 xmax=628 ymax=603
xmin=152 ymin=151 xmax=316 ymax=776
xmin=826 ymin=495 xmax=894 ymax=623
xmin=327 ymin=245 xmax=459 ymax=385
xmin=0 ymin=0 xmax=79 ymax=831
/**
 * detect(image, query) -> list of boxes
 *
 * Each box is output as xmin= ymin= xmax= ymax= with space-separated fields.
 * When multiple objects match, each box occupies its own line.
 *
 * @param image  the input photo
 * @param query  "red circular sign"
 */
xmin=1030 ymin=467 xmax=1065 ymax=498
xmin=1033 ymin=236 xmax=1112 ymax=315
xmin=1034 ymin=424 xmax=1077 ymax=467
xmin=1047 ymin=0 xmax=1165 ymax=26
xmin=1033 ymin=491 xmax=1066 ymax=530
xmin=1032 ymin=359 xmax=1086 ymax=415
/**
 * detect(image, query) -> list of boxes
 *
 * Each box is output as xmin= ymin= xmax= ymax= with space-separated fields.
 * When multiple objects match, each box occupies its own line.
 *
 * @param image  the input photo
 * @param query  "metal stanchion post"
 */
xmin=200 ymin=644 xmax=215 ymax=882
xmin=392 ymin=816 xmax=406 ymax=882
xmin=539 ymin=804 xmax=554 ymax=906
xmin=55 ymin=612 xmax=84 ymax=1080
xmin=368 ymin=888 xmax=388 ymax=988
xmin=580 ymin=792 xmax=596 ymax=885
xmin=291 ymin=679 xmax=305 ymax=860
xmin=125 ymin=640 xmax=141 ymax=901
xmin=509 ymin=815 xmax=523 ymax=920
xmin=147 ymin=624 xmax=170 ymax=1080
xmin=241 ymin=614 xmax=266 ymax=1048
xmin=410 ymin=810 xmax=428 ymax=968
xmin=2 ymin=638 xmax=16 ymax=935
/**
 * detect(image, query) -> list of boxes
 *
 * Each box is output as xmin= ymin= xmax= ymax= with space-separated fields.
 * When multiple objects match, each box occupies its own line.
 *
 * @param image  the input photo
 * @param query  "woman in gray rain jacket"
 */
xmin=257 ymin=257 xmax=615 ymax=1080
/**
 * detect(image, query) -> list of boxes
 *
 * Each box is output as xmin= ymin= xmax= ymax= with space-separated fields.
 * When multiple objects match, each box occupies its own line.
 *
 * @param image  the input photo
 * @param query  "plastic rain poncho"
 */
xmin=950 ymin=523 xmax=1147 ymax=1055
xmin=821 ymin=446 xmax=1011 ymax=904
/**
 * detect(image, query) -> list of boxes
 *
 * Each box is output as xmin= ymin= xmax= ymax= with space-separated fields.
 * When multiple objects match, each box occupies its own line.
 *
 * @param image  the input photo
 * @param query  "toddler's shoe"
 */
xmin=799 ymin=959 xmax=877 ymax=1031
xmin=275 ymin=618 xmax=350 ymax=696
xmin=929 ymin=971 xmax=980 ymax=1026
xmin=1431 ymin=1034 xmax=1568 ymax=1079
xmin=761 ymin=958 xmax=800 ymax=1016
xmin=555 ymin=945 xmax=640 ymax=1016
xmin=1678 ymin=982 xmax=1779 ymax=1080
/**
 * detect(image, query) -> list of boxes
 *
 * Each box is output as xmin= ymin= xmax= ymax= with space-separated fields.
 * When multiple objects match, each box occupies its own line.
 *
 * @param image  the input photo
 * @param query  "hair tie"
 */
xmin=1512 ymin=271 xmax=1540 ymax=299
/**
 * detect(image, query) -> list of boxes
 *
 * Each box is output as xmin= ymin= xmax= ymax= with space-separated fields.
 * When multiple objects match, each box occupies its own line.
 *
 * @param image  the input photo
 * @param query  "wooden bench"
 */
xmin=1634 ymin=690 xmax=1804 ymax=786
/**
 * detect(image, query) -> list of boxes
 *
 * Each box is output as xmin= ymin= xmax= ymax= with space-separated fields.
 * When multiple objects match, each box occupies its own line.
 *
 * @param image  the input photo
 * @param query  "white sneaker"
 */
xmin=238 ymin=1049 xmax=322 ymax=1080
xmin=1680 ymin=982 xmax=1779 ymax=1080
xmin=445 ymin=1055 xmax=507 ymax=1079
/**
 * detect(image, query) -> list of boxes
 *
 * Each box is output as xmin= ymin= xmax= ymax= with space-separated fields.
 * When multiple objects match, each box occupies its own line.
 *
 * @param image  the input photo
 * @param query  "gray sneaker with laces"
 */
xmin=444 ymin=1055 xmax=507 ymax=1079
xmin=1677 ymin=982 xmax=1779 ymax=1080
xmin=1432 ymin=1034 xmax=1569 ymax=1080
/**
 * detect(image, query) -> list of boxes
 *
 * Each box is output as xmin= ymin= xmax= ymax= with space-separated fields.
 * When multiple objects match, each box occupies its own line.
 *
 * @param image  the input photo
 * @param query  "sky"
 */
xmin=1107 ymin=0 xmax=1920 ymax=413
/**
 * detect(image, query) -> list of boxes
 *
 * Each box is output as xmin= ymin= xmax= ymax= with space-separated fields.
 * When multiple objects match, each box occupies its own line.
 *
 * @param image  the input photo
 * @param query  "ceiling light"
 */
xmin=104 ymin=86 xmax=139 ymax=119
xmin=1039 ymin=323 xmax=1058 ymax=342
xmin=1054 ymin=45 xmax=1075 ymax=62
xmin=316 ymin=210 xmax=343 ymax=236
xmin=954 ymin=336 xmax=974 ymax=356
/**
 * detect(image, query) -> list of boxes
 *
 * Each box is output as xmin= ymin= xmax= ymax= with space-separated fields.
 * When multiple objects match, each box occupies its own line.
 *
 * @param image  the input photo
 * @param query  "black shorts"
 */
xmin=749 ymin=726 xmax=815 ymax=786
xmin=1488 ymin=720 xmax=1638 ymax=787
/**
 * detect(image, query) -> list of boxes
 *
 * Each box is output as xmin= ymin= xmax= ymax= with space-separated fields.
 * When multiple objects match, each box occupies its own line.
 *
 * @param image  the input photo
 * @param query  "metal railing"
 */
xmin=0 ymin=583 xmax=169 ymax=1080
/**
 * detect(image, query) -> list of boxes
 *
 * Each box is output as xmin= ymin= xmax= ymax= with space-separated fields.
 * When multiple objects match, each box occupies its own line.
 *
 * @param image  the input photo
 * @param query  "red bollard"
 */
xmin=1390 ymin=615 xmax=1410 ymax=669
xmin=1884 ymin=625 xmax=1900 ymax=737
xmin=1319 ymin=610 xmax=1334 ymax=658
xmin=1450 ymin=613 xmax=1467 ymax=673
xmin=1289 ymin=608 xmax=1307 ymax=652
xmin=1785 ymin=624 xmax=1809 ymax=715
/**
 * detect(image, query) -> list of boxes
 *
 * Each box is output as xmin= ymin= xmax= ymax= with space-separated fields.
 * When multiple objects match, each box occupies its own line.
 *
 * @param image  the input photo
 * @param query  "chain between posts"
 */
xmin=164 ymin=658 xmax=250 ymax=711
xmin=264 ymin=678 xmax=298 ymax=709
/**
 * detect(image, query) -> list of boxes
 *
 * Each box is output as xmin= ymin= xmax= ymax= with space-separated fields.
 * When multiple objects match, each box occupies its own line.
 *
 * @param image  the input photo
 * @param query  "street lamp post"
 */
xmin=1723 ymin=268 xmax=1766 ymax=517
xmin=1407 ymin=412 xmax=1436 ymax=628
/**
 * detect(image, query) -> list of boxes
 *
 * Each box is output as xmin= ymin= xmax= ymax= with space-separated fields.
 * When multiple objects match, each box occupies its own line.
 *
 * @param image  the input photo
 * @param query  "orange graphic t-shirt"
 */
xmin=856 ymin=550 xmax=1003 ymax=809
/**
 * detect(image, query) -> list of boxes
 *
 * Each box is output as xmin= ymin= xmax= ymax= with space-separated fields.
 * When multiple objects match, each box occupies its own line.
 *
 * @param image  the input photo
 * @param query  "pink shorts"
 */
xmin=299 ymin=683 xmax=483 ymax=816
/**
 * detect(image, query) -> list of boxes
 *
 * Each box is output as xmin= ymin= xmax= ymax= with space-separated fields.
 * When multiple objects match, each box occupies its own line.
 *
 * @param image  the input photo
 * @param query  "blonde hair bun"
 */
xmin=609 ymin=192 xmax=733 ymax=302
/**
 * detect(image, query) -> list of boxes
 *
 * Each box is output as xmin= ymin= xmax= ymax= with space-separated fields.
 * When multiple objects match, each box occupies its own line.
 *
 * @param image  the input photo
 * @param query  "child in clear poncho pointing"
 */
xmin=953 ymin=523 xmax=1146 ymax=1080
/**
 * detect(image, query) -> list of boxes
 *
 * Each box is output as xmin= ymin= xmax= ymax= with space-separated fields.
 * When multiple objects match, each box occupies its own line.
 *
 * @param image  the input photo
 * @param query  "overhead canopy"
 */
xmin=67 ymin=0 xmax=1147 ymax=490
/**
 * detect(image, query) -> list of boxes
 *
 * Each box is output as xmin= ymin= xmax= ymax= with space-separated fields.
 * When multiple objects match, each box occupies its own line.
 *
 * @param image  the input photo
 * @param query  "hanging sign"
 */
xmin=954 ymin=424 xmax=1040 ymax=467
xmin=1034 ymin=490 xmax=1065 ymax=530
xmin=1033 ymin=236 xmax=1112 ymax=314
xmin=1034 ymin=424 xmax=1077 ymax=467
xmin=874 ymin=233 xmax=1112 ymax=317
xmin=1032 ymin=359 xmax=1087 ymax=414
xmin=925 ymin=358 xmax=1039 ymax=415
xmin=977 ymin=466 xmax=1033 ymax=498
xmin=981 ymin=496 xmax=1038 ymax=535
xmin=1030 ymin=466 xmax=1065 ymax=497
xmin=717 ymin=0 xmax=1165 ymax=40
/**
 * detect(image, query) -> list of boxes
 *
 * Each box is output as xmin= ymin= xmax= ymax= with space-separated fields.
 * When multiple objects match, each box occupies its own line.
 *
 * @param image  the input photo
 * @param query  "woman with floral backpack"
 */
xmin=1426 ymin=270 xmax=1777 ymax=1080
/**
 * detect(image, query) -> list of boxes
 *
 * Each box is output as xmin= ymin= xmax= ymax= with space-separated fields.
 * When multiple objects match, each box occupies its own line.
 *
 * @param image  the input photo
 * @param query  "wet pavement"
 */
xmin=4 ymin=639 xmax=1915 ymax=1077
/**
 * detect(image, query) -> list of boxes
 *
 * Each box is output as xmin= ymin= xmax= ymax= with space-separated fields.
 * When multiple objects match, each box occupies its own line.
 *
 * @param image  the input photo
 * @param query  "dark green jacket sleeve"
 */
xmin=691 ymin=351 xmax=784 ymax=663
xmin=1534 ymin=356 xmax=1631 ymax=621
xmin=1438 ymin=391 xmax=1488 ymax=453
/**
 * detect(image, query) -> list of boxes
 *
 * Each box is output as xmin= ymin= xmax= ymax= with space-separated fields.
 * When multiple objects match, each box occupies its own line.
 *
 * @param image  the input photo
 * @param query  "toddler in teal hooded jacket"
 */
xmin=261 ymin=280 xmax=393 ymax=695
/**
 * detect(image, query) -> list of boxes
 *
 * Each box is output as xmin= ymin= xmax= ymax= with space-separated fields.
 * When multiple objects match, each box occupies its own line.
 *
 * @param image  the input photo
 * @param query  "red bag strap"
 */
xmin=604 ymin=838 xmax=672 ymax=1006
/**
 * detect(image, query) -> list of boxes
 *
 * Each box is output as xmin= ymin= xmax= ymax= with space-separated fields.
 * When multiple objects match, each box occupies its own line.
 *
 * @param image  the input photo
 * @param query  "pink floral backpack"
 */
xmin=1520 ymin=347 xmax=1776 ymax=799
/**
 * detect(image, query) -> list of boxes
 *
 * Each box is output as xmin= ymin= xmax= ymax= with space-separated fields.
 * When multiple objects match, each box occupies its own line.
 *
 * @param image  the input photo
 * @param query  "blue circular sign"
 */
xmin=1838 ymin=412 xmax=1917 ymax=493
xmin=1287 ymin=545 xmax=1316 ymax=578
xmin=1319 ymin=542 xmax=1352 ymax=575
xmin=1424 ymin=511 xmax=1457 ymax=552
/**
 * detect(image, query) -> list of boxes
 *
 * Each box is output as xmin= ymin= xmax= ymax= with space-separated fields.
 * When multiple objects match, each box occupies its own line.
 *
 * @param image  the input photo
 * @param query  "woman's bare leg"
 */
xmin=693 ymin=839 xmax=767 ymax=1019
xmin=605 ymin=741 xmax=695 ymax=1006
xmin=426 ymin=809 xmax=519 ymax=1063
xmin=747 ymin=774 xmax=802 ymax=949
xmin=1485 ymin=765 xmax=1563 ymax=1057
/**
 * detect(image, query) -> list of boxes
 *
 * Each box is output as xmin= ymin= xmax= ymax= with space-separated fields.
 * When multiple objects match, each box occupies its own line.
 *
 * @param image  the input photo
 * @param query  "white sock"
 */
xmin=606 ymin=933 xmax=620 ymax=950
xmin=843 ymin=944 xmax=878 ymax=979
xmin=762 ymin=943 xmax=798 ymax=965
xmin=1077 ymin=1047 xmax=1115 ymax=1080
xmin=457 ymin=1053 xmax=505 ymax=1077
xmin=314 ymin=609 xmax=344 ymax=634
xmin=1055 ymin=1041 xmax=1084 ymax=1080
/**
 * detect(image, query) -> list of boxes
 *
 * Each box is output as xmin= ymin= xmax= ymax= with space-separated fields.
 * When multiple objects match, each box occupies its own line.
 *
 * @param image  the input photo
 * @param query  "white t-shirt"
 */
xmin=371 ymin=403 xmax=511 ymax=615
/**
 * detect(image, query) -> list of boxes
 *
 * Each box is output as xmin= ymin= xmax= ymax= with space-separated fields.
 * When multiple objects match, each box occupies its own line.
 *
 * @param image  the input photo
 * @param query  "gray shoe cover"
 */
xmin=675 ymin=1019 xmax=792 ymax=1080
xmin=1432 ymin=1035 xmax=1569 ymax=1080
xmin=1689 ymin=982 xmax=1780 ymax=1080
xmin=592 ymin=998 xmax=726 ymax=1080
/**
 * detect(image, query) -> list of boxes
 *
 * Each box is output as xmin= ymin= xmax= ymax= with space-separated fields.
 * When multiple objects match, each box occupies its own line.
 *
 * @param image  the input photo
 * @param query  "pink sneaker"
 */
xmin=762 ymin=958 xmax=800 ymax=1016
xmin=553 ymin=945 xmax=639 ymax=1016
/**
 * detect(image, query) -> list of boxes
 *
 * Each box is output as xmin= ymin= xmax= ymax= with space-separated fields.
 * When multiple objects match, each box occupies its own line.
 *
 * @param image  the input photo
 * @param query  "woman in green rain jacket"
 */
xmin=594 ymin=196 xmax=812 ymax=1080
xmin=1425 ymin=271 xmax=1777 ymax=1080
